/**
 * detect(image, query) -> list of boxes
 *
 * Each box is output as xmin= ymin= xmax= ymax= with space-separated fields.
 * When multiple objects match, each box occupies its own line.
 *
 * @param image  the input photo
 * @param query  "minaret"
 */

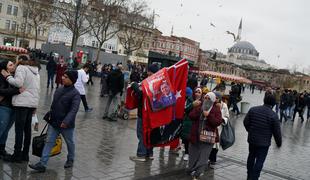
xmin=236 ymin=18 xmax=242 ymax=41
xmin=170 ymin=25 xmax=174 ymax=36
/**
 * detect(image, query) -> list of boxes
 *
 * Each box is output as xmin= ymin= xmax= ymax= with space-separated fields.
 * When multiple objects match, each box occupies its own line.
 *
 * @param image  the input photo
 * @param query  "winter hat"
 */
xmin=213 ymin=91 xmax=222 ymax=100
xmin=205 ymin=92 xmax=216 ymax=102
xmin=0 ymin=61 xmax=9 ymax=70
xmin=186 ymin=87 xmax=193 ymax=97
xmin=64 ymin=70 xmax=78 ymax=84
xmin=148 ymin=64 xmax=159 ymax=74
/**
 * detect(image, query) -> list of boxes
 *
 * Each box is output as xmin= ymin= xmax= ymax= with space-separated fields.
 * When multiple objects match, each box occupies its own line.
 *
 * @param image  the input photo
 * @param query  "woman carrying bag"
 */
xmin=187 ymin=92 xmax=222 ymax=180
xmin=29 ymin=70 xmax=81 ymax=173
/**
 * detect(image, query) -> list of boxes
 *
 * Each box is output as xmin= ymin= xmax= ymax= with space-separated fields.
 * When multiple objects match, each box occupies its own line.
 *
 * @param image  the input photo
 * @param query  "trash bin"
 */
xmin=241 ymin=102 xmax=250 ymax=114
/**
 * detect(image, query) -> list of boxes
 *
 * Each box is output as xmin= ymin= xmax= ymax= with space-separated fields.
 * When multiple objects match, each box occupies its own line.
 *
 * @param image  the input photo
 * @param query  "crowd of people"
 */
xmin=0 ymin=53 xmax=308 ymax=180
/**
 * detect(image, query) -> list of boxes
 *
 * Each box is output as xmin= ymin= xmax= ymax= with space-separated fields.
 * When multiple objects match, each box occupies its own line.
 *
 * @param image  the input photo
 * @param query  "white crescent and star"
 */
xmin=176 ymin=90 xmax=182 ymax=99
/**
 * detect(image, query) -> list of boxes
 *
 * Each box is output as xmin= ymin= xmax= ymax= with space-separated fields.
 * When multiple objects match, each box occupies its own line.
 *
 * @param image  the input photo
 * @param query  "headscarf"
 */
xmin=202 ymin=92 xmax=216 ymax=113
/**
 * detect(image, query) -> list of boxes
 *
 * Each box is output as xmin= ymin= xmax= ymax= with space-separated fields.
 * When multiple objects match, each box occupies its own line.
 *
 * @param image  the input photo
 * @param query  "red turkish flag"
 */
xmin=142 ymin=59 xmax=188 ymax=148
xmin=125 ymin=87 xmax=138 ymax=110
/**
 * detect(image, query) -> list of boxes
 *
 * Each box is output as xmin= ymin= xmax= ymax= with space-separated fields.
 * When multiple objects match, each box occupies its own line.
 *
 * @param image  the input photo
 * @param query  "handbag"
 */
xmin=220 ymin=121 xmax=235 ymax=150
xmin=43 ymin=111 xmax=51 ymax=122
xmin=32 ymin=123 xmax=62 ymax=157
xmin=199 ymin=116 xmax=216 ymax=144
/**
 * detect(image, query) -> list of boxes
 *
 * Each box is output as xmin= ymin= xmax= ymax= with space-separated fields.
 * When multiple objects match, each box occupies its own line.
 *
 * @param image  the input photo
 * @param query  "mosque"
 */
xmin=223 ymin=20 xmax=271 ymax=69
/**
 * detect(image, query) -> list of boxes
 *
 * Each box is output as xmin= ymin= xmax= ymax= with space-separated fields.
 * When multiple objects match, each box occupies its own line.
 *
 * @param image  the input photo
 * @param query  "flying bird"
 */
xmin=219 ymin=5 xmax=223 ymax=7
xmin=226 ymin=31 xmax=236 ymax=41
xmin=189 ymin=25 xmax=192 ymax=29
xmin=210 ymin=23 xmax=216 ymax=27
xmin=180 ymin=3 xmax=183 ymax=7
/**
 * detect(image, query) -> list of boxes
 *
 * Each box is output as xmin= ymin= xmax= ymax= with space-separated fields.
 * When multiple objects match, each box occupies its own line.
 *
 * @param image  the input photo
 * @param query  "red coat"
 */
xmin=55 ymin=64 xmax=67 ymax=84
xmin=189 ymin=103 xmax=222 ymax=144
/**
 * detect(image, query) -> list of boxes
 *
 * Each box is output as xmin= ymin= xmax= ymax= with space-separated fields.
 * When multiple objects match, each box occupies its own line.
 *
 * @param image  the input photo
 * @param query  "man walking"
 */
xmin=46 ymin=56 xmax=57 ymax=88
xmin=29 ymin=70 xmax=80 ymax=172
xmin=102 ymin=63 xmax=124 ymax=121
xmin=244 ymin=94 xmax=282 ymax=180
xmin=75 ymin=64 xmax=93 ymax=112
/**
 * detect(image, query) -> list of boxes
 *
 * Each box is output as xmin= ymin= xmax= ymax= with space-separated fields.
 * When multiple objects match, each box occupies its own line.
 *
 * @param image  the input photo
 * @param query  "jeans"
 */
xmin=104 ymin=92 xmax=120 ymax=117
xmin=47 ymin=72 xmax=55 ymax=87
xmin=247 ymin=144 xmax=269 ymax=180
xmin=40 ymin=125 xmax=75 ymax=166
xmin=136 ymin=117 xmax=153 ymax=157
xmin=80 ymin=95 xmax=90 ymax=110
xmin=14 ymin=107 xmax=34 ymax=156
xmin=231 ymin=98 xmax=240 ymax=114
xmin=274 ymin=103 xmax=279 ymax=115
xmin=279 ymin=108 xmax=288 ymax=122
xmin=0 ymin=106 xmax=14 ymax=145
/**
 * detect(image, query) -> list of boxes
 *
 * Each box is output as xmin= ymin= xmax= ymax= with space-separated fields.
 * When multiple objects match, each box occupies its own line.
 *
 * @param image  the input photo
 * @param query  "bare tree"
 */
xmin=117 ymin=0 xmax=153 ymax=59
xmin=21 ymin=0 xmax=53 ymax=49
xmin=87 ymin=0 xmax=126 ymax=63
xmin=54 ymin=0 xmax=92 ymax=53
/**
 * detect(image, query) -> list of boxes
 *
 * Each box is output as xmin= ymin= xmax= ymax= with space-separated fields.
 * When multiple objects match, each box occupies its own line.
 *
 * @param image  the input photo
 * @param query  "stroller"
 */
xmin=116 ymin=100 xmax=130 ymax=120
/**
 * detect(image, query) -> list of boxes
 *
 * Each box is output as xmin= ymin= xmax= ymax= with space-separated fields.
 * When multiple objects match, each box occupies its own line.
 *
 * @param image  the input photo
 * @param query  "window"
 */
xmin=13 ymin=6 xmax=18 ymax=16
xmin=0 ymin=3 xmax=2 ymax=13
xmin=5 ymin=20 xmax=10 ymax=30
xmin=7 ymin=5 xmax=12 ymax=15
xmin=92 ymin=41 xmax=95 ymax=47
xmin=11 ymin=21 xmax=16 ymax=31
xmin=27 ymin=24 xmax=31 ymax=33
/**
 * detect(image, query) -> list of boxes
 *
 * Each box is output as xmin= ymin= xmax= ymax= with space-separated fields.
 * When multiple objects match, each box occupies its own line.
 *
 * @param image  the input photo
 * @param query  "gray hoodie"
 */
xmin=7 ymin=65 xmax=40 ymax=108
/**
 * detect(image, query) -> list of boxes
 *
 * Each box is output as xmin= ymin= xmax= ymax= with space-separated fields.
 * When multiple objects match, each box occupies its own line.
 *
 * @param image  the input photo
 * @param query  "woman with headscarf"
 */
xmin=1 ymin=55 xmax=40 ymax=163
xmin=0 ymin=60 xmax=23 ymax=159
xmin=187 ymin=92 xmax=222 ymax=180
xmin=55 ymin=57 xmax=67 ymax=88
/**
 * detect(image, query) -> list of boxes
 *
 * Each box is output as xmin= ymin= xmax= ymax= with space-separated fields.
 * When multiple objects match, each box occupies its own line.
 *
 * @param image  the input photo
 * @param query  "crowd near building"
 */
xmin=0 ymin=0 xmax=309 ymax=91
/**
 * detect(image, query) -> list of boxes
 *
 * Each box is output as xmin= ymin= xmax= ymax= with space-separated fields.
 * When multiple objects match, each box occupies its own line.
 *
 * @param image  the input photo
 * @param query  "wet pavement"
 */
xmin=1 ymin=67 xmax=310 ymax=180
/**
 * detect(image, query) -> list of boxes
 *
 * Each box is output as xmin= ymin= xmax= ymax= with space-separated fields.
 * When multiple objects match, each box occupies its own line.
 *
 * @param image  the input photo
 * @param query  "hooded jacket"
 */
xmin=0 ymin=74 xmax=20 ymax=107
xmin=6 ymin=65 xmax=40 ymax=108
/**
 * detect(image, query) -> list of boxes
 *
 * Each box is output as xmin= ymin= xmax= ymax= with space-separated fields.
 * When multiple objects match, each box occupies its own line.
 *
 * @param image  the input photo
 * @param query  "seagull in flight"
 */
xmin=226 ymin=31 xmax=236 ymax=41
xmin=210 ymin=23 xmax=216 ymax=27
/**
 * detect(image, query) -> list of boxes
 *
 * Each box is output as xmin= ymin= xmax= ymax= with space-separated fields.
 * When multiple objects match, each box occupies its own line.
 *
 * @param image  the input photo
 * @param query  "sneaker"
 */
xmin=169 ymin=148 xmax=179 ymax=155
xmin=183 ymin=154 xmax=189 ymax=161
xmin=64 ymin=160 xmax=74 ymax=168
xmin=29 ymin=162 xmax=46 ymax=172
xmin=85 ymin=108 xmax=93 ymax=112
xmin=147 ymin=155 xmax=154 ymax=160
xmin=102 ymin=115 xmax=108 ymax=119
xmin=129 ymin=156 xmax=146 ymax=162
xmin=22 ymin=155 xmax=29 ymax=162
xmin=107 ymin=117 xmax=117 ymax=121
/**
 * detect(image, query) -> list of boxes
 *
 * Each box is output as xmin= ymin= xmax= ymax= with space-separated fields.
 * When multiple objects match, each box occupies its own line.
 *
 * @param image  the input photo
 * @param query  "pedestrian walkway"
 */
xmin=1 ymin=68 xmax=309 ymax=179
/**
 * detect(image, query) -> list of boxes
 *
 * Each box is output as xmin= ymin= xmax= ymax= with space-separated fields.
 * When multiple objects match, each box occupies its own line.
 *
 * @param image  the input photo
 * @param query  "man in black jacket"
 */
xmin=46 ymin=56 xmax=57 ymax=88
xmin=244 ymin=94 xmax=282 ymax=180
xmin=102 ymin=63 xmax=124 ymax=121
xmin=29 ymin=70 xmax=81 ymax=172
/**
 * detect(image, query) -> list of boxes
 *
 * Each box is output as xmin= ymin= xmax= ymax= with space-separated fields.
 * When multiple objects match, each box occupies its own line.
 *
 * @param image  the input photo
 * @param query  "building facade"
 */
xmin=150 ymin=30 xmax=200 ymax=64
xmin=0 ymin=0 xmax=49 ymax=48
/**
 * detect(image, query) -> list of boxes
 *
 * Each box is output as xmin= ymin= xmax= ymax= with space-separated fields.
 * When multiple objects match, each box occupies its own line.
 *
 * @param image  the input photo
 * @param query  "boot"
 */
xmin=22 ymin=150 xmax=29 ymax=162
xmin=4 ymin=151 xmax=22 ymax=163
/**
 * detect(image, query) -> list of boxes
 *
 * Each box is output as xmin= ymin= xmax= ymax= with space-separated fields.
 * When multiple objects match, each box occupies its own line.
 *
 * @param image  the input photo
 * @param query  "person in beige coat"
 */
xmin=1 ymin=55 xmax=40 ymax=163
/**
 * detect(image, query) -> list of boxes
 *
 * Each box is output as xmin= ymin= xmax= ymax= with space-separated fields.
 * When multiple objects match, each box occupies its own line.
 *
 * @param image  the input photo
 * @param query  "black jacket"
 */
xmin=0 ymin=74 xmax=19 ymax=107
xmin=107 ymin=69 xmax=124 ymax=94
xmin=46 ymin=59 xmax=57 ymax=73
xmin=49 ymin=85 xmax=81 ymax=129
xmin=244 ymin=105 xmax=282 ymax=147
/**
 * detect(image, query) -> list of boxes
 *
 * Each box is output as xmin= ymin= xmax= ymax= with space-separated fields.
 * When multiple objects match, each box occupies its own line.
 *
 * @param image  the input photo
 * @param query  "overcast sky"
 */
xmin=145 ymin=0 xmax=310 ymax=71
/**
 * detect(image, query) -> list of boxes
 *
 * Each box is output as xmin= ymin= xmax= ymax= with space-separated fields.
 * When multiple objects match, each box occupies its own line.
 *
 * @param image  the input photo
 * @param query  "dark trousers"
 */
xmin=247 ymin=144 xmax=269 ymax=180
xmin=87 ymin=74 xmax=94 ymax=85
xmin=182 ymin=138 xmax=189 ymax=154
xmin=279 ymin=108 xmax=288 ymax=122
xmin=47 ymin=72 xmax=55 ymax=88
xmin=209 ymin=148 xmax=218 ymax=163
xmin=307 ymin=106 xmax=310 ymax=119
xmin=293 ymin=107 xmax=304 ymax=121
xmin=80 ymin=95 xmax=89 ymax=110
xmin=14 ymin=107 xmax=34 ymax=157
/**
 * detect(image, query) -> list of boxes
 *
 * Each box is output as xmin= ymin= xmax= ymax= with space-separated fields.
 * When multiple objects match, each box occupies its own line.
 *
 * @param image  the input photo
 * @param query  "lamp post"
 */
xmin=71 ymin=0 xmax=82 ymax=54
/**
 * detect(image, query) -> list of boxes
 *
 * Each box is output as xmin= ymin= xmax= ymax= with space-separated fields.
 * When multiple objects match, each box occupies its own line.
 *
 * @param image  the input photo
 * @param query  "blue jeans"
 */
xmin=247 ymin=144 xmax=269 ymax=180
xmin=40 ymin=125 xmax=75 ymax=166
xmin=136 ymin=117 xmax=153 ymax=157
xmin=0 ymin=106 xmax=14 ymax=145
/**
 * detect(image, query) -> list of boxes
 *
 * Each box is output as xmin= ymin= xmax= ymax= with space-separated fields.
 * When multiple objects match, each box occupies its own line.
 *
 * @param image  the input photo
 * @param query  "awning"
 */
xmin=191 ymin=70 xmax=252 ymax=84
xmin=0 ymin=45 xmax=28 ymax=53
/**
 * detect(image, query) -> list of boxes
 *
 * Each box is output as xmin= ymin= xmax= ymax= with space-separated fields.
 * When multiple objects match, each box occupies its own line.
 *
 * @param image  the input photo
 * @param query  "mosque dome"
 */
xmin=228 ymin=41 xmax=259 ymax=56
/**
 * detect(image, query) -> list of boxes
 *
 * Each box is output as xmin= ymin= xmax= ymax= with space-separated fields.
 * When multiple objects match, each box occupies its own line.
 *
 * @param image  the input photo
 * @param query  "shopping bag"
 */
xmin=32 ymin=124 xmax=62 ymax=157
xmin=220 ymin=121 xmax=235 ymax=150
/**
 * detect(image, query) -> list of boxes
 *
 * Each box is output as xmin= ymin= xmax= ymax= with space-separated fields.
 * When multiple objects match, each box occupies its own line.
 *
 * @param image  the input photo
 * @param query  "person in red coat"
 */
xmin=187 ymin=92 xmax=222 ymax=180
xmin=55 ymin=58 xmax=67 ymax=88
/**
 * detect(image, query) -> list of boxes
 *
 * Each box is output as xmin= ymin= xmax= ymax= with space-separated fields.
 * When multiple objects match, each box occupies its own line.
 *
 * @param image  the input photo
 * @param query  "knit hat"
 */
xmin=213 ymin=91 xmax=222 ymax=100
xmin=186 ymin=87 xmax=193 ymax=97
xmin=205 ymin=92 xmax=216 ymax=102
xmin=148 ymin=64 xmax=159 ymax=73
xmin=64 ymin=70 xmax=78 ymax=84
